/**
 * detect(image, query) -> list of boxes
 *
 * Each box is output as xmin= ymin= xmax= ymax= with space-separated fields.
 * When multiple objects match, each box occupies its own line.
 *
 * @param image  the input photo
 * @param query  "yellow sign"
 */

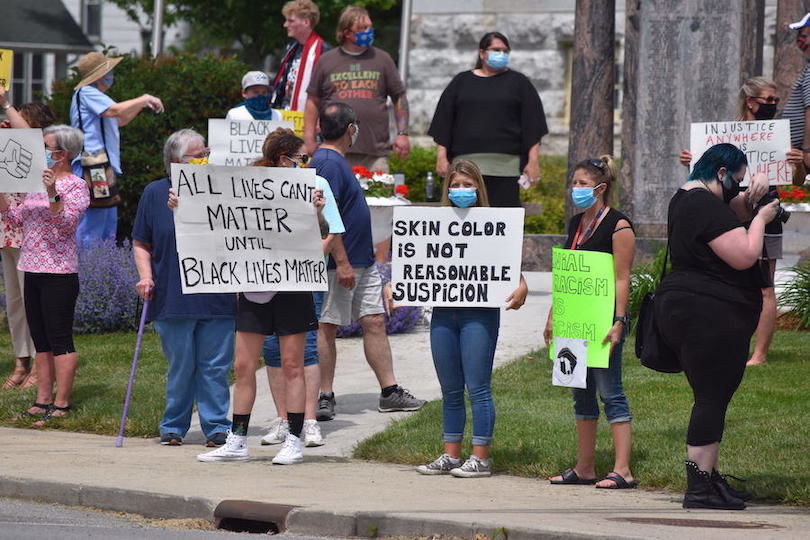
xmin=280 ymin=109 xmax=304 ymax=137
xmin=0 ymin=49 xmax=12 ymax=90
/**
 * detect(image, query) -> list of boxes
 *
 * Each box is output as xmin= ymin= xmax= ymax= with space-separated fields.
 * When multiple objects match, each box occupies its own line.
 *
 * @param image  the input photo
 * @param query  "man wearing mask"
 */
xmin=304 ymin=5 xmax=409 ymax=172
xmin=227 ymin=71 xmax=283 ymax=121
xmin=271 ymin=0 xmax=330 ymax=112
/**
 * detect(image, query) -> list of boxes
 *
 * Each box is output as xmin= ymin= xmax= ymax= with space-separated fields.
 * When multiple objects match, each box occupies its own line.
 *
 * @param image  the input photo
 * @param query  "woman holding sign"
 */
xmin=416 ymin=160 xmax=528 ymax=478
xmin=658 ymin=144 xmax=778 ymax=510
xmin=543 ymin=156 xmax=637 ymax=490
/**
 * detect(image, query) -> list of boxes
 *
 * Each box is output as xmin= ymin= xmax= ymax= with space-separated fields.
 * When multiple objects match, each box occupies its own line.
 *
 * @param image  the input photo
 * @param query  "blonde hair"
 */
xmin=440 ymin=159 xmax=490 ymax=207
xmin=336 ymin=5 xmax=369 ymax=44
xmin=282 ymin=0 xmax=320 ymax=28
xmin=738 ymin=76 xmax=777 ymax=121
xmin=573 ymin=155 xmax=616 ymax=204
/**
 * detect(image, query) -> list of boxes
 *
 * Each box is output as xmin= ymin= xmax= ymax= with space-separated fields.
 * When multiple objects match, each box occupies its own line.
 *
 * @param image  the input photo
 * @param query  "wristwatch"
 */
xmin=1 ymin=102 xmax=10 ymax=111
xmin=613 ymin=315 xmax=629 ymax=325
xmin=397 ymin=130 xmax=409 ymax=136
xmin=48 ymin=193 xmax=61 ymax=204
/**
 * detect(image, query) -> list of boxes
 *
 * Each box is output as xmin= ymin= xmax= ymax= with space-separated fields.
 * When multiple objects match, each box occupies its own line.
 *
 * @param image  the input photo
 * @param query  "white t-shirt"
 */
xmin=225 ymin=105 xmax=283 ymax=121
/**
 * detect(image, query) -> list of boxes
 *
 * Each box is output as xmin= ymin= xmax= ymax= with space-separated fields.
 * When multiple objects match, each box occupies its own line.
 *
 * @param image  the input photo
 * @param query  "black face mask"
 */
xmin=753 ymin=103 xmax=777 ymax=120
xmin=720 ymin=171 xmax=741 ymax=204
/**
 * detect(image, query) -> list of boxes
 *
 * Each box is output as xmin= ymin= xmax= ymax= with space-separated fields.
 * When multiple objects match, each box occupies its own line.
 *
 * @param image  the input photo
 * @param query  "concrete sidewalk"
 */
xmin=1 ymin=272 xmax=808 ymax=539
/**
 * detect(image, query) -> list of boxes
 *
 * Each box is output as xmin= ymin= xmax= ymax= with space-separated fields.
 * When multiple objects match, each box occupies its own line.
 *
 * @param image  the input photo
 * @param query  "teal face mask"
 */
xmin=571 ymin=184 xmax=603 ymax=209
xmin=448 ymin=187 xmax=478 ymax=208
xmin=486 ymin=51 xmax=510 ymax=70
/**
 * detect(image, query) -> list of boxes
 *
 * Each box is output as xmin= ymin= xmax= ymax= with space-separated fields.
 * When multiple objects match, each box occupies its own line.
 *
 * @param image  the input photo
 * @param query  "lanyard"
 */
xmin=571 ymin=206 xmax=607 ymax=250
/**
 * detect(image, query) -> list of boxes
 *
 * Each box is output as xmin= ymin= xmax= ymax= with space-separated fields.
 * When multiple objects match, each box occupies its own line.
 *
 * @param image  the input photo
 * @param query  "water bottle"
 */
xmin=425 ymin=171 xmax=435 ymax=202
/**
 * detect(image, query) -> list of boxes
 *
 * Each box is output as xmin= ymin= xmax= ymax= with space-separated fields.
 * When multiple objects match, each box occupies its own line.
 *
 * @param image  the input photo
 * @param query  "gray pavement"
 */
xmin=1 ymin=271 xmax=809 ymax=539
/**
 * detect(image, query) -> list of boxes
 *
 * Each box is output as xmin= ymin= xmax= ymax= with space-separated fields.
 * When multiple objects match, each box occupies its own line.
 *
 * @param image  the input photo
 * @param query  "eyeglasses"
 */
xmin=44 ymin=145 xmax=63 ymax=151
xmin=183 ymin=148 xmax=210 ymax=159
xmin=585 ymin=158 xmax=606 ymax=170
xmin=753 ymin=96 xmax=780 ymax=104
xmin=285 ymin=153 xmax=310 ymax=165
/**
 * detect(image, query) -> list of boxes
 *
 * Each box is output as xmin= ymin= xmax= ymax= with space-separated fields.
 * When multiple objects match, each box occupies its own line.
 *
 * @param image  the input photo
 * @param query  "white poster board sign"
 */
xmin=208 ymin=118 xmax=294 ymax=167
xmin=0 ymin=128 xmax=45 ymax=192
xmin=689 ymin=120 xmax=791 ymax=186
xmin=552 ymin=337 xmax=588 ymax=389
xmin=171 ymin=163 xmax=327 ymax=294
xmin=390 ymin=206 xmax=525 ymax=307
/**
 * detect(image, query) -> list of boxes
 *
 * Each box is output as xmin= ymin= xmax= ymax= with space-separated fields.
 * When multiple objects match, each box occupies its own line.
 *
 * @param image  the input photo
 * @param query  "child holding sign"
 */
xmin=416 ymin=160 xmax=528 ymax=478
xmin=543 ymin=156 xmax=637 ymax=489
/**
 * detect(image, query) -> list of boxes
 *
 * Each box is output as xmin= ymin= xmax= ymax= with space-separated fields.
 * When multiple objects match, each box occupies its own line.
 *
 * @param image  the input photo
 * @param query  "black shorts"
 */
xmin=236 ymin=292 xmax=318 ymax=336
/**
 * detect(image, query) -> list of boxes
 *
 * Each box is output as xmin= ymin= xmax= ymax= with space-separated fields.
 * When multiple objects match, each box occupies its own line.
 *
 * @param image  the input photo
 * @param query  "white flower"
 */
xmin=371 ymin=172 xmax=395 ymax=185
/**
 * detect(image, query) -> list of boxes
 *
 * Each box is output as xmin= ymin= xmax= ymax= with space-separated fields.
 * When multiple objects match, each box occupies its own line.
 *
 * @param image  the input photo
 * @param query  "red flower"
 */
xmin=395 ymin=184 xmax=410 ymax=197
xmin=352 ymin=165 xmax=372 ymax=178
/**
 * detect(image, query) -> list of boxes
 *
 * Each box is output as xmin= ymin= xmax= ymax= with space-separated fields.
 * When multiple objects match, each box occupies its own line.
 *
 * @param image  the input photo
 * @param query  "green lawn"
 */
xmin=354 ymin=331 xmax=810 ymax=507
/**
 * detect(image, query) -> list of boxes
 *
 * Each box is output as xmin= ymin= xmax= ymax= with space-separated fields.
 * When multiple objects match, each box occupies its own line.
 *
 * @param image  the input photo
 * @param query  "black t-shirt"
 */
xmin=659 ymin=188 xmax=761 ymax=306
xmin=564 ymin=208 xmax=633 ymax=254
xmin=427 ymin=70 xmax=549 ymax=166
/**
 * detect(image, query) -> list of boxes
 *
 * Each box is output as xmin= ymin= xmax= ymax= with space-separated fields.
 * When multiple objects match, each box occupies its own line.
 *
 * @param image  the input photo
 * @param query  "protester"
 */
xmin=311 ymin=102 xmax=426 ymax=421
xmin=658 ymin=144 xmax=777 ymax=510
xmin=782 ymin=12 xmax=810 ymax=168
xmin=304 ymin=5 xmax=410 ymax=170
xmin=428 ymin=31 xmax=548 ymax=207
xmin=0 ymin=125 xmax=89 ymax=425
xmin=132 ymin=129 xmax=236 ymax=447
xmin=194 ymin=133 xmax=328 ymax=465
xmin=0 ymin=88 xmax=39 ymax=389
xmin=70 ymin=51 xmax=164 ymax=246
xmin=257 ymin=128 xmax=345 ymax=449
xmin=227 ymin=71 xmax=284 ymax=121
xmin=272 ymin=0 xmax=330 ymax=111
xmin=542 ymin=156 xmax=636 ymax=489
xmin=679 ymin=77 xmax=805 ymax=367
xmin=416 ymin=160 xmax=527 ymax=478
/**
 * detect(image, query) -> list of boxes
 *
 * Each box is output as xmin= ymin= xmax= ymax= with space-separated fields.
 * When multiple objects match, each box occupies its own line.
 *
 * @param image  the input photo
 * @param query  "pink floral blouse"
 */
xmin=0 ymin=194 xmax=25 ymax=249
xmin=1 ymin=174 xmax=90 ymax=274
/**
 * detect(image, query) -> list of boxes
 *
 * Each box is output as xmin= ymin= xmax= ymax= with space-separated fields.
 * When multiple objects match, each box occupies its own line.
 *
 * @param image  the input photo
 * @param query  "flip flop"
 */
xmin=595 ymin=472 xmax=638 ymax=489
xmin=549 ymin=468 xmax=598 ymax=485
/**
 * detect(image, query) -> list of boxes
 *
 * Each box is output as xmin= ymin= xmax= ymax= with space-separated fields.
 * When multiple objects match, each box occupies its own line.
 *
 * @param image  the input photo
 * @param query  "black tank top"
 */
xmin=563 ymin=208 xmax=634 ymax=255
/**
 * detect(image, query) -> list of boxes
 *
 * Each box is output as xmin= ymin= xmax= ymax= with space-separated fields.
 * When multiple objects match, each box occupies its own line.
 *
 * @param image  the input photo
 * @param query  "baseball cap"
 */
xmin=789 ymin=13 xmax=810 ymax=30
xmin=241 ymin=71 xmax=270 ymax=90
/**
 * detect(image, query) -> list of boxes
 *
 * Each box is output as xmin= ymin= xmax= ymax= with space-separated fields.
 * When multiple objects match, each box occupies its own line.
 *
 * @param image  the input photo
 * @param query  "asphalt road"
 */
xmin=0 ymin=497 xmax=338 ymax=539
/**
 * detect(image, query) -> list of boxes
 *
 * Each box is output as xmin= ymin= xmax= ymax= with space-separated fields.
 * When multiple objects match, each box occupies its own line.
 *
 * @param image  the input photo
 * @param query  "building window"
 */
xmin=83 ymin=0 xmax=102 ymax=42
xmin=10 ymin=52 xmax=45 ymax=105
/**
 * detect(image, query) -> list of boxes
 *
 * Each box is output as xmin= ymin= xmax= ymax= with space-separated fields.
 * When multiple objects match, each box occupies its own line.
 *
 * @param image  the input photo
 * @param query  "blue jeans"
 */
xmin=153 ymin=318 xmax=235 ymax=437
xmin=430 ymin=307 xmax=500 ymax=446
xmin=76 ymin=206 xmax=117 ymax=248
xmin=571 ymin=332 xmax=632 ymax=423
xmin=263 ymin=292 xmax=322 ymax=367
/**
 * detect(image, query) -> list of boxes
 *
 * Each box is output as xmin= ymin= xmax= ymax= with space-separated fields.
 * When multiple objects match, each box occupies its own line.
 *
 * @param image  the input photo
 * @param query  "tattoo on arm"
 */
xmin=395 ymin=94 xmax=409 ymax=133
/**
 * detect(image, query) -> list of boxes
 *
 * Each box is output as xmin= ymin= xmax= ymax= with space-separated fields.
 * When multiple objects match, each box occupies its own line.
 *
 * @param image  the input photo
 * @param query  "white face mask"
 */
xmin=349 ymin=123 xmax=359 ymax=147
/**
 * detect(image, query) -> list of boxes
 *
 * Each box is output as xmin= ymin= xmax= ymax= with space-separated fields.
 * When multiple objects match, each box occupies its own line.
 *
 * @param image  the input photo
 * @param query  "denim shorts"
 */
xmin=571 ymin=329 xmax=632 ymax=423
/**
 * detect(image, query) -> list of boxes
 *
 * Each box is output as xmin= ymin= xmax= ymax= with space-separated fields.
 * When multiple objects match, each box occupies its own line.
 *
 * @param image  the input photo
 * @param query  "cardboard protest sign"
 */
xmin=690 ymin=120 xmax=791 ymax=186
xmin=0 ymin=49 xmax=11 ymax=90
xmin=171 ymin=163 xmax=327 ymax=294
xmin=208 ymin=118 xmax=294 ymax=167
xmin=280 ymin=110 xmax=305 ymax=137
xmin=390 ymin=206 xmax=524 ymax=307
xmin=0 ymin=128 xmax=45 ymax=193
xmin=552 ymin=337 xmax=588 ymax=389
xmin=550 ymin=247 xmax=615 ymax=369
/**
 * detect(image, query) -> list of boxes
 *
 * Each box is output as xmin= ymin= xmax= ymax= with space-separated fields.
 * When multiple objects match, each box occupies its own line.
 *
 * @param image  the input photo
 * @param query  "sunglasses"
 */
xmin=585 ymin=158 xmax=606 ymax=170
xmin=753 ymin=96 xmax=780 ymax=104
xmin=285 ymin=153 xmax=310 ymax=165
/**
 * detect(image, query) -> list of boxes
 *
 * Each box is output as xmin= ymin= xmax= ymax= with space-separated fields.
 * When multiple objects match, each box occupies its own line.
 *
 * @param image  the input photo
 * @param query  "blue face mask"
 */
xmin=486 ymin=51 xmax=510 ymax=70
xmin=448 ymin=187 xmax=477 ymax=208
xmin=571 ymin=186 xmax=601 ymax=209
xmin=101 ymin=72 xmax=114 ymax=88
xmin=354 ymin=28 xmax=375 ymax=48
xmin=245 ymin=94 xmax=270 ymax=111
xmin=45 ymin=149 xmax=61 ymax=169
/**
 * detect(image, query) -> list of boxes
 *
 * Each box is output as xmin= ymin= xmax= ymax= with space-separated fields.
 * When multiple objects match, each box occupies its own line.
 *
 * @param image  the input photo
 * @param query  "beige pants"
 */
xmin=2 ymin=247 xmax=35 ymax=358
xmin=346 ymin=154 xmax=390 ymax=173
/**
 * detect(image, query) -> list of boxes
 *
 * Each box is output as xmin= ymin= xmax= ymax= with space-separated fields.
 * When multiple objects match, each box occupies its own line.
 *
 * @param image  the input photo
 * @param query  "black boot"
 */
xmin=712 ymin=469 xmax=754 ymax=502
xmin=683 ymin=460 xmax=745 ymax=510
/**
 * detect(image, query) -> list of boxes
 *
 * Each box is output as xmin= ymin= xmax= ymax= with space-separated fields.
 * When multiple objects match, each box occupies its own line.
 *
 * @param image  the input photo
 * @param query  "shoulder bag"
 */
xmin=75 ymin=89 xmax=121 ymax=208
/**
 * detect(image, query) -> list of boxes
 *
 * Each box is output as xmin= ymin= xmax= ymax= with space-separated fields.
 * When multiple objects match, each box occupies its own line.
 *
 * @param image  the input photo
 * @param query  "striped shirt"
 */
xmin=781 ymin=59 xmax=810 ymax=148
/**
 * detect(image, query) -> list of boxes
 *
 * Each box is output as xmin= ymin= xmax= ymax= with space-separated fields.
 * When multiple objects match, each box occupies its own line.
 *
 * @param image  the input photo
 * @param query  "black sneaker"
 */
xmin=316 ymin=392 xmax=336 ymax=421
xmin=205 ymin=432 xmax=228 ymax=447
xmin=160 ymin=433 xmax=183 ymax=446
xmin=378 ymin=386 xmax=427 ymax=412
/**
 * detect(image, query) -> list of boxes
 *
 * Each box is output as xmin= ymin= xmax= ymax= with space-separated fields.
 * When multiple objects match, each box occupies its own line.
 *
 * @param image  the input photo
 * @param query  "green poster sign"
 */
xmin=550 ymin=247 xmax=615 ymax=368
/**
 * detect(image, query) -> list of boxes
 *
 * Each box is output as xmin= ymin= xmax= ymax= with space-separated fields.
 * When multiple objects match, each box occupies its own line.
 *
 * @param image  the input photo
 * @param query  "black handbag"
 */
xmin=634 ymin=238 xmax=681 ymax=373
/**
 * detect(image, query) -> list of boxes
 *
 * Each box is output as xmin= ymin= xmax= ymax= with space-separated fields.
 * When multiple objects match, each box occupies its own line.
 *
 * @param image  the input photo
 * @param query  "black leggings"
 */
xmin=656 ymin=290 xmax=759 ymax=446
xmin=24 ymin=272 xmax=79 ymax=356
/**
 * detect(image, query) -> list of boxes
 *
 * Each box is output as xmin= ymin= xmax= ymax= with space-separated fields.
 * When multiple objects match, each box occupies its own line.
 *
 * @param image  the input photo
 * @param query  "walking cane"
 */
xmin=115 ymin=299 xmax=150 ymax=448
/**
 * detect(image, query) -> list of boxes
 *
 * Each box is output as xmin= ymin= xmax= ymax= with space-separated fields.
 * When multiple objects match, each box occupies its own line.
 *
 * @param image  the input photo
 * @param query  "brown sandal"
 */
xmin=2 ymin=367 xmax=30 ymax=389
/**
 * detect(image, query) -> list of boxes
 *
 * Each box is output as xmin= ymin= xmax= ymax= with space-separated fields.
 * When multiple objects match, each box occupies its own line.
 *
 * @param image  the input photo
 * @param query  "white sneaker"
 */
xmin=303 ymin=419 xmax=325 ymax=447
xmin=260 ymin=418 xmax=289 ymax=446
xmin=196 ymin=431 xmax=249 ymax=462
xmin=272 ymin=433 xmax=303 ymax=465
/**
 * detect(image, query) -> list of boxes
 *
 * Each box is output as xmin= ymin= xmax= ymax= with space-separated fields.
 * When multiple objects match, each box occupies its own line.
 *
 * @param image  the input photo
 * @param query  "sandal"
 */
xmin=549 ymin=467 xmax=598 ymax=485
xmin=13 ymin=402 xmax=52 ymax=421
xmin=595 ymin=472 xmax=638 ymax=489
xmin=2 ymin=367 xmax=30 ymax=389
xmin=32 ymin=404 xmax=71 ymax=428
xmin=19 ymin=371 xmax=38 ymax=388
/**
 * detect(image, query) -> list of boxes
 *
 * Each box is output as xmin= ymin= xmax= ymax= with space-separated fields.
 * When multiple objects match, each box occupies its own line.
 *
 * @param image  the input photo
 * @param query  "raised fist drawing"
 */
xmin=0 ymin=139 xmax=33 ymax=179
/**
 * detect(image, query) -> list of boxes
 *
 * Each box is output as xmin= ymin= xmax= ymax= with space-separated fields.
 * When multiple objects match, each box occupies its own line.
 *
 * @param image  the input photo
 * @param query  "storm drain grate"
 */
xmin=608 ymin=517 xmax=782 ymax=529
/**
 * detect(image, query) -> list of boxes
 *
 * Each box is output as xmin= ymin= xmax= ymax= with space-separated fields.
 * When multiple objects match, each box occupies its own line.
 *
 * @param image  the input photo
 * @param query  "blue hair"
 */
xmin=688 ymin=143 xmax=747 ymax=182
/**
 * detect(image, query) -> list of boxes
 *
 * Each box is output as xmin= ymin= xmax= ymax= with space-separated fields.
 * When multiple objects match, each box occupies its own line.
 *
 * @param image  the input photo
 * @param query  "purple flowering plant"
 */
xmin=336 ymin=262 xmax=422 ymax=338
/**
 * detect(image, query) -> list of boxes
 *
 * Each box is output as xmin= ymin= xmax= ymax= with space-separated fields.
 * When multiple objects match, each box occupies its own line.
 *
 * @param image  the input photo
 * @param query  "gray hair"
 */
xmin=43 ymin=125 xmax=84 ymax=160
xmin=163 ymin=129 xmax=205 ymax=176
